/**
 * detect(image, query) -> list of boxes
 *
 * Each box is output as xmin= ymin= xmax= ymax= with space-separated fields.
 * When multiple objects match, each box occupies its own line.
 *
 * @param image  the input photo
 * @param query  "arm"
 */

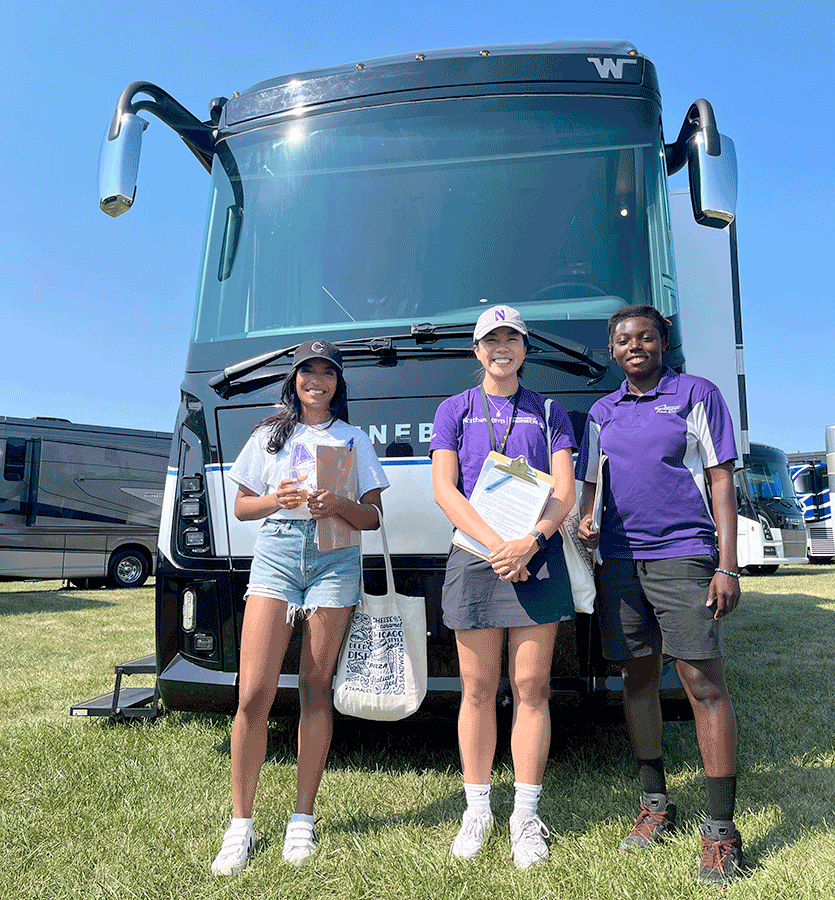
xmin=431 ymin=448 xmax=504 ymax=553
xmin=488 ymin=448 xmax=575 ymax=581
xmin=308 ymin=487 xmax=382 ymax=531
xmin=705 ymin=461 xmax=741 ymax=619
xmin=233 ymin=478 xmax=308 ymax=521
xmin=577 ymin=480 xmax=600 ymax=550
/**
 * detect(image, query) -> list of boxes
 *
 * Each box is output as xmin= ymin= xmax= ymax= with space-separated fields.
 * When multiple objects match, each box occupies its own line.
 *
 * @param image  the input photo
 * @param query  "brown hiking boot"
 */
xmin=619 ymin=796 xmax=677 ymax=851
xmin=698 ymin=821 xmax=744 ymax=884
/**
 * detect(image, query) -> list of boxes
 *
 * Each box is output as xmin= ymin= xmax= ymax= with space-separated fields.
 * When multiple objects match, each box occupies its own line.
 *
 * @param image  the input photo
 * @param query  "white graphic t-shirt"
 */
xmin=229 ymin=419 xmax=389 ymax=520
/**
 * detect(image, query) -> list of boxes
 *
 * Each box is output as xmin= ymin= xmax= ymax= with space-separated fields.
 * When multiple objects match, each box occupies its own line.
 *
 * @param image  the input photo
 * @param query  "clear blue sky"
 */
xmin=2 ymin=0 xmax=832 ymax=453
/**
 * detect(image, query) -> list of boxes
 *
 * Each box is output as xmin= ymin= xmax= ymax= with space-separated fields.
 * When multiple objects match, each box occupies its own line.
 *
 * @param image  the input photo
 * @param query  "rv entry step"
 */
xmin=70 ymin=654 xmax=161 ymax=720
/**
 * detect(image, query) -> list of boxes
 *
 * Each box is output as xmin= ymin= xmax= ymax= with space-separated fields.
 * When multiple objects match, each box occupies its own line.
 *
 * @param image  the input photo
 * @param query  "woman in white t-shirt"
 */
xmin=211 ymin=340 xmax=388 ymax=875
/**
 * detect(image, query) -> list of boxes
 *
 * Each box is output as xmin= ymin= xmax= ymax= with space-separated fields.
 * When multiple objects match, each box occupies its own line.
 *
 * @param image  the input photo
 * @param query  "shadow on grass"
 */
xmin=0 ymin=588 xmax=115 ymax=616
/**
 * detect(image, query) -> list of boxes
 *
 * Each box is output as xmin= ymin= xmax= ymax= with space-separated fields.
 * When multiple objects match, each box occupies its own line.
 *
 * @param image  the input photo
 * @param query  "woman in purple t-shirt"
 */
xmin=429 ymin=305 xmax=576 ymax=870
xmin=576 ymin=305 xmax=744 ymax=886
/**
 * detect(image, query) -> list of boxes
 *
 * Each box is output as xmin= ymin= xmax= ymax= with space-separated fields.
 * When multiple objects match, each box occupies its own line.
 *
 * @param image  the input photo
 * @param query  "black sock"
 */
xmin=637 ymin=757 xmax=667 ymax=796
xmin=705 ymin=775 xmax=737 ymax=822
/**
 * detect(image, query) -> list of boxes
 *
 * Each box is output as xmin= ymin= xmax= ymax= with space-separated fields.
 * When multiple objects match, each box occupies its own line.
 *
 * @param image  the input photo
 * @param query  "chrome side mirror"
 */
xmin=690 ymin=133 xmax=737 ymax=228
xmin=98 ymin=112 xmax=149 ymax=217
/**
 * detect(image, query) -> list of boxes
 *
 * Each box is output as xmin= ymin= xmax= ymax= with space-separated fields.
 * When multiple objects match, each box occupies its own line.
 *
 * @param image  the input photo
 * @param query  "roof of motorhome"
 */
xmin=224 ymin=41 xmax=654 ymax=129
xmin=749 ymin=442 xmax=791 ymax=458
xmin=0 ymin=415 xmax=171 ymax=441
xmin=242 ymin=41 xmax=641 ymax=94
xmin=786 ymin=450 xmax=827 ymax=463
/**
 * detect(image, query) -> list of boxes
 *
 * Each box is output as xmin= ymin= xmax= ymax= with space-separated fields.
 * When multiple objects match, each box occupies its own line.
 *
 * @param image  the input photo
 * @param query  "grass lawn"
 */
xmin=1 ymin=568 xmax=834 ymax=899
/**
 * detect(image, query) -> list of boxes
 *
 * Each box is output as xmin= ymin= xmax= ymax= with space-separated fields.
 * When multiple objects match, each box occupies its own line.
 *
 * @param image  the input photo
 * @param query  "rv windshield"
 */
xmin=747 ymin=447 xmax=801 ymax=506
xmin=192 ymin=94 xmax=675 ymax=349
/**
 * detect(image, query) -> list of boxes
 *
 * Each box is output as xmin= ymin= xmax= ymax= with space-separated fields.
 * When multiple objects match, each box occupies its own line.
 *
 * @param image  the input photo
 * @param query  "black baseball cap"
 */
xmin=292 ymin=339 xmax=343 ymax=371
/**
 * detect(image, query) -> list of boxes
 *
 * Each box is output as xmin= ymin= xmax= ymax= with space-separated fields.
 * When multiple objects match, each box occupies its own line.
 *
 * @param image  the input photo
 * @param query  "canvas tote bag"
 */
xmin=545 ymin=399 xmax=596 ymax=614
xmin=333 ymin=515 xmax=428 ymax=720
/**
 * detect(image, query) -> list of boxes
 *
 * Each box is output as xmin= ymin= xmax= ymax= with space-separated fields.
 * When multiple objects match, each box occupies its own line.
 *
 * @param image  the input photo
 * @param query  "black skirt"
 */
xmin=441 ymin=532 xmax=575 ymax=630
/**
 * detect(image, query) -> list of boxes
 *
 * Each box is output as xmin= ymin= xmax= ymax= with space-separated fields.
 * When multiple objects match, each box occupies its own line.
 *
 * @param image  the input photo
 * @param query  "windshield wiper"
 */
xmin=411 ymin=322 xmax=609 ymax=383
xmin=209 ymin=323 xmax=610 ymax=397
xmin=208 ymin=336 xmax=411 ymax=397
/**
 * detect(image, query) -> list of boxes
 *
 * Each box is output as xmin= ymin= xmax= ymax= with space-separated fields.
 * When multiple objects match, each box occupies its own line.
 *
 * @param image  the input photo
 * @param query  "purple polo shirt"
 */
xmin=575 ymin=367 xmax=737 ymax=559
xmin=429 ymin=386 xmax=575 ymax=498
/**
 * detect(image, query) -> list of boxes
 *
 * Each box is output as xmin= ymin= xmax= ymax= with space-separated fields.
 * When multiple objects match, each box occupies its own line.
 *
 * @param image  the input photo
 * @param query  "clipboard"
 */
xmin=452 ymin=452 xmax=554 ymax=561
xmin=590 ymin=452 xmax=608 ymax=564
xmin=316 ymin=445 xmax=360 ymax=551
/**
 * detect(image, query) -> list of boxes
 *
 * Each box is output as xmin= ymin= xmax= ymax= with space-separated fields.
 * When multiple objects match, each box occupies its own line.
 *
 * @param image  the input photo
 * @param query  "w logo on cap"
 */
xmin=311 ymin=341 xmax=326 ymax=352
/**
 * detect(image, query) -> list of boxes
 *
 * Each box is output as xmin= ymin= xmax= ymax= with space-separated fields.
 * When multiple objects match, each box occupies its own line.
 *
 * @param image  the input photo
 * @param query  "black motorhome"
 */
xmin=96 ymin=42 xmax=738 ymax=715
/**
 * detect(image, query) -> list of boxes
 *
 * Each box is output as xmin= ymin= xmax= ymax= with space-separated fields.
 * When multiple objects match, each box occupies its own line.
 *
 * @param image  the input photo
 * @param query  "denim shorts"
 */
xmin=246 ymin=519 xmax=361 ymax=623
xmin=596 ymin=556 xmax=723 ymax=661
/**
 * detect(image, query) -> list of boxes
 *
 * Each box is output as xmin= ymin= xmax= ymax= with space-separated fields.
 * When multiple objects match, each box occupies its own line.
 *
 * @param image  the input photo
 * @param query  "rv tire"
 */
xmin=107 ymin=548 xmax=150 ymax=589
xmin=745 ymin=564 xmax=779 ymax=575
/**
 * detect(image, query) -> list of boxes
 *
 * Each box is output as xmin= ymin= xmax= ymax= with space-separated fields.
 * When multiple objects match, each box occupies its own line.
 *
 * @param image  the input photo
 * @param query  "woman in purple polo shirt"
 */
xmin=576 ymin=305 xmax=743 ymax=886
xmin=430 ymin=305 xmax=576 ymax=870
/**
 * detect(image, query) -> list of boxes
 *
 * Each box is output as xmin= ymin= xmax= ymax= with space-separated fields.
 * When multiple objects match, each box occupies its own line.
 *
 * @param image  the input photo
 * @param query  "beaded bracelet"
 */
xmin=716 ymin=568 xmax=741 ymax=579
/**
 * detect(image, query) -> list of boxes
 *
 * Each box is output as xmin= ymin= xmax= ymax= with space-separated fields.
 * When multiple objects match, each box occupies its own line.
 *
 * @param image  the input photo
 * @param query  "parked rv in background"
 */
xmin=0 ymin=417 xmax=171 ymax=587
xmin=788 ymin=424 xmax=835 ymax=563
xmin=736 ymin=443 xmax=806 ymax=574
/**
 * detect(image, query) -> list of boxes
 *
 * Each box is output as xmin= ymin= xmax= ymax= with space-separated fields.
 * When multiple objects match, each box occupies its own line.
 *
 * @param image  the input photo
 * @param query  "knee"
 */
xmin=237 ymin=683 xmax=275 ymax=723
xmin=621 ymin=657 xmax=662 ymax=697
xmin=298 ymin=670 xmax=333 ymax=709
xmin=461 ymin=674 xmax=500 ymax=709
xmin=678 ymin=663 xmax=725 ymax=709
xmin=511 ymin=672 xmax=550 ymax=708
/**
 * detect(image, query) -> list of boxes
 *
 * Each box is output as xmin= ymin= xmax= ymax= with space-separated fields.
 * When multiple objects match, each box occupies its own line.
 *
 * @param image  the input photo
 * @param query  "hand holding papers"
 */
xmin=577 ymin=452 xmax=607 ymax=564
xmin=452 ymin=453 xmax=554 ymax=561
xmin=315 ymin=445 xmax=360 ymax=551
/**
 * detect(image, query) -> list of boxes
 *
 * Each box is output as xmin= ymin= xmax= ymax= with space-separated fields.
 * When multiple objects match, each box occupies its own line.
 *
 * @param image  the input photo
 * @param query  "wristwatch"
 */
xmin=528 ymin=529 xmax=548 ymax=551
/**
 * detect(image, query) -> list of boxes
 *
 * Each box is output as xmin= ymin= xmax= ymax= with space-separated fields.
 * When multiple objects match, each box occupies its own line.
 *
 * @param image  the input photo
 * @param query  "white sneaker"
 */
xmin=211 ymin=821 xmax=255 ymax=875
xmin=509 ymin=813 xmax=550 ymax=869
xmin=282 ymin=819 xmax=317 ymax=866
xmin=451 ymin=809 xmax=494 ymax=858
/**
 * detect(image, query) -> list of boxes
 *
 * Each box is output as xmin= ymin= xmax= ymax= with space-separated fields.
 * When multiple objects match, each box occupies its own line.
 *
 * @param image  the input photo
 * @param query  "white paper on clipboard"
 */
xmin=590 ymin=452 xmax=608 ymax=563
xmin=452 ymin=452 xmax=554 ymax=561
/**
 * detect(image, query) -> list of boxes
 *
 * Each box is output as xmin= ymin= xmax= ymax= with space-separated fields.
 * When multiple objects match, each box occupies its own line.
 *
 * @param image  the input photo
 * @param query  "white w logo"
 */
xmin=587 ymin=57 xmax=638 ymax=79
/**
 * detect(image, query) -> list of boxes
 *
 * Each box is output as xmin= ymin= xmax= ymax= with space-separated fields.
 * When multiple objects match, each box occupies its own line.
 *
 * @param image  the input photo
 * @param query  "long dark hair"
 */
xmin=253 ymin=363 xmax=350 ymax=454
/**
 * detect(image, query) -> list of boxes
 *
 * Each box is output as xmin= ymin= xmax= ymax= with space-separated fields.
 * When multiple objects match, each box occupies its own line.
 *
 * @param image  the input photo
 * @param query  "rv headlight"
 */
xmin=180 ymin=499 xmax=201 ymax=518
xmin=182 ymin=588 xmax=197 ymax=632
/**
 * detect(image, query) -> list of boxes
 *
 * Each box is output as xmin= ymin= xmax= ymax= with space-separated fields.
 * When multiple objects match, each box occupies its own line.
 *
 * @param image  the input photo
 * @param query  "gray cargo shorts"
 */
xmin=596 ymin=556 xmax=723 ymax=662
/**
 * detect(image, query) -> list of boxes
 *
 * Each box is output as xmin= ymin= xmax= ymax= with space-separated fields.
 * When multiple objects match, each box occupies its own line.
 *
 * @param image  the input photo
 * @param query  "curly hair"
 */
xmin=252 ymin=362 xmax=350 ymax=454
xmin=607 ymin=305 xmax=671 ymax=348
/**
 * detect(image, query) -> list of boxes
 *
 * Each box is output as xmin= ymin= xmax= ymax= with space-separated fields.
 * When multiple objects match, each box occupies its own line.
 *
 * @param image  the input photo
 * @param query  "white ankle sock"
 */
xmin=290 ymin=812 xmax=315 ymax=826
xmin=230 ymin=817 xmax=253 ymax=830
xmin=513 ymin=782 xmax=542 ymax=817
xmin=463 ymin=783 xmax=491 ymax=814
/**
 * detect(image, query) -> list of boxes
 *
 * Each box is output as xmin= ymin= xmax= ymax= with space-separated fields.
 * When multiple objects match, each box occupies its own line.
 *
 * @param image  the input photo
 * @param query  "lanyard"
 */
xmin=480 ymin=385 xmax=520 ymax=456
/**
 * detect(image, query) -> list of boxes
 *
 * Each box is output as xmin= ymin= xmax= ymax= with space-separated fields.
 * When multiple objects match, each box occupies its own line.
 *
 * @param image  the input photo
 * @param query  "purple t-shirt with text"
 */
xmin=429 ymin=386 xmax=575 ymax=499
xmin=574 ymin=367 xmax=737 ymax=559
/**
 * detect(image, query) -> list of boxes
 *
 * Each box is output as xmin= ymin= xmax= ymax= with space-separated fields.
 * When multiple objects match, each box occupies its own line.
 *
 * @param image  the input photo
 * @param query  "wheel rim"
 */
xmin=116 ymin=556 xmax=143 ymax=584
